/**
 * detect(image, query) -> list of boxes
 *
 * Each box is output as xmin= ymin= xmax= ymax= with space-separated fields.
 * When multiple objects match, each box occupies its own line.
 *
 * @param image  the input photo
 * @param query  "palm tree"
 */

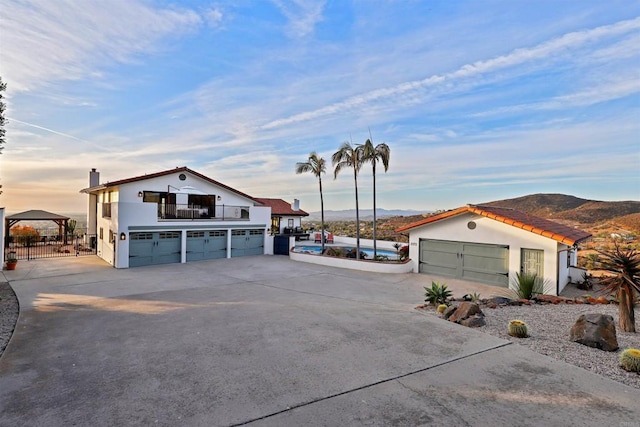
xmin=296 ymin=152 xmax=327 ymax=253
xmin=360 ymin=134 xmax=390 ymax=259
xmin=598 ymin=244 xmax=640 ymax=333
xmin=332 ymin=140 xmax=364 ymax=259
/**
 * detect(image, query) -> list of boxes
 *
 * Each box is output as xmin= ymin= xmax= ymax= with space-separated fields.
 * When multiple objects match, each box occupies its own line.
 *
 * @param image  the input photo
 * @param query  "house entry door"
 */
xmin=521 ymin=248 xmax=544 ymax=277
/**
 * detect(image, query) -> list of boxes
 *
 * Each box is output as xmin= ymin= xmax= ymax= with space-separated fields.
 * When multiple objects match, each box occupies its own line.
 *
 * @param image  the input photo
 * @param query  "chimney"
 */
xmin=292 ymin=199 xmax=300 ymax=211
xmin=89 ymin=168 xmax=100 ymax=187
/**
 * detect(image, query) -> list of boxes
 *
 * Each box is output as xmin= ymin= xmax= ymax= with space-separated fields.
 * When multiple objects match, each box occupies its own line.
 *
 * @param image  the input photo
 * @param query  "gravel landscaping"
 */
xmin=421 ymin=300 xmax=640 ymax=390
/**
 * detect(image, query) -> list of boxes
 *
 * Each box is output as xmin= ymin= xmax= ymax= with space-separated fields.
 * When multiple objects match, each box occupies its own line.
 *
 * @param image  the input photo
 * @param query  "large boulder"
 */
xmin=447 ymin=302 xmax=484 ymax=324
xmin=569 ymin=313 xmax=618 ymax=351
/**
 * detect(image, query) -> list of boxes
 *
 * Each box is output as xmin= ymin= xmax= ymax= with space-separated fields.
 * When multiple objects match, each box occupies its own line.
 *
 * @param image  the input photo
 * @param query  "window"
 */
xmin=130 ymin=233 xmax=153 ymax=240
xmin=109 ymin=230 xmax=114 ymax=243
xmin=187 ymin=231 xmax=205 ymax=238
xmin=288 ymin=219 xmax=294 ymax=228
xmin=102 ymin=203 xmax=111 ymax=218
xmin=143 ymin=191 xmax=162 ymax=203
xmin=159 ymin=232 xmax=180 ymax=239
xmin=99 ymin=227 xmax=103 ymax=240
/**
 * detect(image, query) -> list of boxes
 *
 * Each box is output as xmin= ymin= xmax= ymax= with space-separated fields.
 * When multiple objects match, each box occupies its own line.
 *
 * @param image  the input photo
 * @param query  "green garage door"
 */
xmin=186 ymin=230 xmax=227 ymax=261
xmin=231 ymin=229 xmax=264 ymax=257
xmin=419 ymin=239 xmax=509 ymax=287
xmin=129 ymin=231 xmax=181 ymax=268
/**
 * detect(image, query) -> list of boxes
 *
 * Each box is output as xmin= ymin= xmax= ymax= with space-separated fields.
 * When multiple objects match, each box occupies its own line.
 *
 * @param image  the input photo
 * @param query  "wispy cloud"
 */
xmin=261 ymin=16 xmax=640 ymax=130
xmin=272 ymin=0 xmax=326 ymax=37
xmin=0 ymin=0 xmax=204 ymax=91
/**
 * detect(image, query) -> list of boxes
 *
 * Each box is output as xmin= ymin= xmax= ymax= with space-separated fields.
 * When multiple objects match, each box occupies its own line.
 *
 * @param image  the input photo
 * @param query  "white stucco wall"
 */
xmin=405 ymin=212 xmax=564 ymax=295
xmin=89 ymin=171 xmax=272 ymax=268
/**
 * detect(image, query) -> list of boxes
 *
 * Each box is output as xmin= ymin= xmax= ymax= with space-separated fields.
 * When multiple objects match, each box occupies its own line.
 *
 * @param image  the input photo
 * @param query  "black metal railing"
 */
xmin=5 ymin=228 xmax=98 ymax=261
xmin=158 ymin=203 xmax=250 ymax=221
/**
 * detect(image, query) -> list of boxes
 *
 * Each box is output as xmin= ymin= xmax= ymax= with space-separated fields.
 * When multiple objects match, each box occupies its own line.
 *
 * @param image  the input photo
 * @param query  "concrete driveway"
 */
xmin=0 ymin=256 xmax=638 ymax=426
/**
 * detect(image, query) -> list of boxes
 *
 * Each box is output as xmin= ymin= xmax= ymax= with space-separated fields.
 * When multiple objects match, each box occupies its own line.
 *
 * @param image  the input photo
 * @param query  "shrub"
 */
xmin=436 ymin=304 xmax=448 ymax=314
xmin=324 ymin=247 xmax=346 ymax=257
xmin=398 ymin=245 xmax=409 ymax=261
xmin=424 ymin=281 xmax=452 ymax=306
xmin=620 ymin=348 xmax=640 ymax=373
xmin=510 ymin=272 xmax=549 ymax=300
xmin=345 ymin=248 xmax=367 ymax=259
xmin=11 ymin=225 xmax=41 ymax=246
xmin=508 ymin=320 xmax=528 ymax=338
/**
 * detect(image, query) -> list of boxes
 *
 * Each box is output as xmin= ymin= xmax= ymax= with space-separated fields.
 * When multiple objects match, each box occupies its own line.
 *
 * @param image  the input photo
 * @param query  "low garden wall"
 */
xmin=289 ymin=250 xmax=414 ymax=274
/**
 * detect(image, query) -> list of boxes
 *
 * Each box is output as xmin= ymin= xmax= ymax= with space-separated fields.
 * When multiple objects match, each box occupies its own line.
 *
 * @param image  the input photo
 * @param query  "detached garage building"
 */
xmin=396 ymin=205 xmax=592 ymax=295
xmin=81 ymin=167 xmax=271 ymax=268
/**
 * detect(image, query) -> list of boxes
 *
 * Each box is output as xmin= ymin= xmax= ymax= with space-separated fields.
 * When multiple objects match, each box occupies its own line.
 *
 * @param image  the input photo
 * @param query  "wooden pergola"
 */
xmin=5 ymin=210 xmax=70 ymax=246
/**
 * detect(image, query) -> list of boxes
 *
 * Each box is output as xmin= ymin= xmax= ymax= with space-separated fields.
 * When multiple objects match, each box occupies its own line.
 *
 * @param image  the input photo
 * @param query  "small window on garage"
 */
xmin=99 ymin=227 xmax=103 ymax=240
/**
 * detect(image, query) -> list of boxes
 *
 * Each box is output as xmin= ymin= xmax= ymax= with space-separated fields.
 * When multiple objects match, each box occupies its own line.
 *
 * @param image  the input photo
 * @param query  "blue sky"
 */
xmin=1 ymin=0 xmax=639 ymax=214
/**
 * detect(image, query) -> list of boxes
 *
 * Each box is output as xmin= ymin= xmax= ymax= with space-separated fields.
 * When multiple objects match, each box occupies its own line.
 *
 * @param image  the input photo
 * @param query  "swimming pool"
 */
xmin=294 ymin=245 xmax=399 ymax=260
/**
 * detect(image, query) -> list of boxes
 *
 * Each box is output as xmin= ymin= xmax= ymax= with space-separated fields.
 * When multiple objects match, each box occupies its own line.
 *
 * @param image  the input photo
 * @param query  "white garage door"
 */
xmin=419 ymin=239 xmax=509 ymax=287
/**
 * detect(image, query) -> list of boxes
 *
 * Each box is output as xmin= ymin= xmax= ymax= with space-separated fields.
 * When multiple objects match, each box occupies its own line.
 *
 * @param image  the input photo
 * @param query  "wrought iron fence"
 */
xmin=5 ymin=228 xmax=97 ymax=261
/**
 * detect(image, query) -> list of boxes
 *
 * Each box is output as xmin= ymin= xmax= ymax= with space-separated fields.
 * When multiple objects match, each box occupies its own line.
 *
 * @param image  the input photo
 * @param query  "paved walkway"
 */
xmin=1 ymin=256 xmax=638 ymax=426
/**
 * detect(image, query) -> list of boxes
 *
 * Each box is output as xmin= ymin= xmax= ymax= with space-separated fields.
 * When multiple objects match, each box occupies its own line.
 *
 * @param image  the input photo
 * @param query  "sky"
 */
xmin=1 ymin=0 xmax=639 ymax=215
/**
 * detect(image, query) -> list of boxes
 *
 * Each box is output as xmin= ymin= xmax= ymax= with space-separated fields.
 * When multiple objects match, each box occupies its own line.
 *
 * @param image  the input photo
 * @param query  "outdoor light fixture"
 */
xmin=217 ymin=195 xmax=222 ymax=201
xmin=120 ymin=233 xmax=126 ymax=241
xmin=138 ymin=191 xmax=143 ymax=198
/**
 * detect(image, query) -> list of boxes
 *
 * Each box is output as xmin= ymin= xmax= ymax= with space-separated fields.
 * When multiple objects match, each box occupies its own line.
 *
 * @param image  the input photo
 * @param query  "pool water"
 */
xmin=294 ymin=245 xmax=398 ymax=260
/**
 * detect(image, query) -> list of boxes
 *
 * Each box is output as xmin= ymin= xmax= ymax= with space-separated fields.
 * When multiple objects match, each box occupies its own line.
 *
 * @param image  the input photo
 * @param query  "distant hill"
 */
xmin=481 ymin=194 xmax=640 ymax=229
xmin=305 ymin=194 xmax=640 ymax=242
xmin=306 ymin=208 xmax=427 ymax=221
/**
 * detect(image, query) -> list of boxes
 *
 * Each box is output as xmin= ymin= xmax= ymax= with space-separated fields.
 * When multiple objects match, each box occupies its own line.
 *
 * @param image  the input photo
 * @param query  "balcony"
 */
xmin=158 ymin=203 xmax=250 ymax=221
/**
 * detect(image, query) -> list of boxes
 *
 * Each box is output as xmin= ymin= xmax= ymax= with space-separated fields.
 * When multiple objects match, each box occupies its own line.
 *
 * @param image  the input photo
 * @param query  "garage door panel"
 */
xmin=129 ymin=231 xmax=181 ymax=267
xmin=462 ymin=269 xmax=509 ymax=286
xmin=419 ymin=239 xmax=509 ymax=287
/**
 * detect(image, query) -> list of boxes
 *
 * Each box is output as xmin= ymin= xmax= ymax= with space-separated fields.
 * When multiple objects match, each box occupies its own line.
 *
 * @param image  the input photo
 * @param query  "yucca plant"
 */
xmin=424 ymin=281 xmax=452 ymax=306
xmin=597 ymin=244 xmax=640 ymax=333
xmin=510 ymin=272 xmax=548 ymax=300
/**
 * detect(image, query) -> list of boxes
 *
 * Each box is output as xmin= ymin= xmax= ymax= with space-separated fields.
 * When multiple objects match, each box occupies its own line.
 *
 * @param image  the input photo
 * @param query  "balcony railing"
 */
xmin=158 ymin=203 xmax=250 ymax=221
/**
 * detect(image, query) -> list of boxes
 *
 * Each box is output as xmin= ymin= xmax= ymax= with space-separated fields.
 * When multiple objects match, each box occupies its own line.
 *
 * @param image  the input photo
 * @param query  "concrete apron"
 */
xmin=0 ymin=256 xmax=638 ymax=427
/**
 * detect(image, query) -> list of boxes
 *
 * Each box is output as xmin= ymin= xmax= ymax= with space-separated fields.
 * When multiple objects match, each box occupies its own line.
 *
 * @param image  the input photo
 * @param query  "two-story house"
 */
xmin=81 ymin=167 xmax=271 ymax=268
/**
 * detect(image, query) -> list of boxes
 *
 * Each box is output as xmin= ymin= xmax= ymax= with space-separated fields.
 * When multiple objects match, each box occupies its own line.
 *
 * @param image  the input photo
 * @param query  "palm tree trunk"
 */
xmin=372 ymin=162 xmax=377 ymax=259
xmin=319 ymin=176 xmax=325 ymax=253
xmin=354 ymin=167 xmax=360 ymax=260
xmin=619 ymin=287 xmax=636 ymax=333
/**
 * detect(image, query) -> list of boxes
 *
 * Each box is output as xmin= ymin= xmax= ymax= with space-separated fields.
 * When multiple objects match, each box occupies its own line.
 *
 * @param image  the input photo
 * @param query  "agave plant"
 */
xmin=597 ymin=244 xmax=640 ymax=333
xmin=510 ymin=272 xmax=549 ymax=300
xmin=424 ymin=281 xmax=452 ymax=306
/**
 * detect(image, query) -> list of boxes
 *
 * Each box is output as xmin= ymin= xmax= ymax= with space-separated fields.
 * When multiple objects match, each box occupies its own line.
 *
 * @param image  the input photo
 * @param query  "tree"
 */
xmin=296 ymin=152 xmax=327 ymax=253
xmin=332 ymin=140 xmax=364 ymax=259
xmin=360 ymin=133 xmax=390 ymax=259
xmin=598 ymin=244 xmax=640 ymax=333
xmin=0 ymin=76 xmax=6 ymax=153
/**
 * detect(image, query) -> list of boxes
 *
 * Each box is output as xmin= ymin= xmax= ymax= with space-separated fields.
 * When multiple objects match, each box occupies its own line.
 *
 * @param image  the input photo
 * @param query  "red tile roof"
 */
xmin=395 ymin=204 xmax=592 ymax=245
xmin=81 ymin=166 xmax=258 ymax=203
xmin=254 ymin=198 xmax=308 ymax=216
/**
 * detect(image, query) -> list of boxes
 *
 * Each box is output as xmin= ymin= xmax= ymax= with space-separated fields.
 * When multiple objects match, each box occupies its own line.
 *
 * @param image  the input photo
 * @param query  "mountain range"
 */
xmin=306 ymin=194 xmax=640 ymax=234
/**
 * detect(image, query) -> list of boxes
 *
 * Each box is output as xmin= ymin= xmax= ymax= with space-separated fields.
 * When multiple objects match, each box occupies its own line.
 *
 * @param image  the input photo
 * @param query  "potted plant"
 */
xmin=5 ymin=251 xmax=17 ymax=270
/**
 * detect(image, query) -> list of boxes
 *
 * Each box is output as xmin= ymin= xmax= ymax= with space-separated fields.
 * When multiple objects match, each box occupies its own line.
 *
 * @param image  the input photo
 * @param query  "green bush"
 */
xmin=424 ymin=281 xmax=452 ymax=306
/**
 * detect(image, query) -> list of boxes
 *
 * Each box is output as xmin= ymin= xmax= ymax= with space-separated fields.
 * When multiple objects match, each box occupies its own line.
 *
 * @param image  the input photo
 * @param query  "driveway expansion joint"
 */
xmin=230 ymin=341 xmax=512 ymax=426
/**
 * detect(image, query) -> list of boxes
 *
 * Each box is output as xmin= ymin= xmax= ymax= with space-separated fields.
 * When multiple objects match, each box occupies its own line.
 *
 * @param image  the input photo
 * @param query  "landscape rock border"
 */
xmin=0 ymin=281 xmax=19 ymax=359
